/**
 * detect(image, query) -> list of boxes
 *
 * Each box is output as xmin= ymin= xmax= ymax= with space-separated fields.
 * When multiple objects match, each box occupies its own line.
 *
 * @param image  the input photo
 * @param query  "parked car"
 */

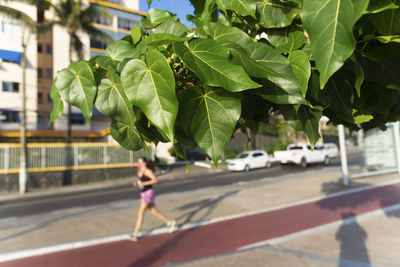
xmin=227 ymin=150 xmax=271 ymax=171
xmin=273 ymin=144 xmax=330 ymax=168
xmin=321 ymin=143 xmax=339 ymax=158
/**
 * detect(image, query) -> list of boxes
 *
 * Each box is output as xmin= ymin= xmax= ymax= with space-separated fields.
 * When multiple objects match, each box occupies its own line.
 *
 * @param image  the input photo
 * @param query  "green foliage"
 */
xmin=51 ymin=2 xmax=400 ymax=166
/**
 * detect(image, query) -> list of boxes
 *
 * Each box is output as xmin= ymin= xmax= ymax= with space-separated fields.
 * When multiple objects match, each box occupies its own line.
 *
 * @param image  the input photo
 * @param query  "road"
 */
xmin=0 ymin=159 xmax=342 ymax=219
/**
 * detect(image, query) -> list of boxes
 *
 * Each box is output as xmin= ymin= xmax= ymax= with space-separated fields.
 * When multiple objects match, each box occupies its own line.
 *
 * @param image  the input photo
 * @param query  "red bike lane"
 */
xmin=2 ymin=182 xmax=400 ymax=267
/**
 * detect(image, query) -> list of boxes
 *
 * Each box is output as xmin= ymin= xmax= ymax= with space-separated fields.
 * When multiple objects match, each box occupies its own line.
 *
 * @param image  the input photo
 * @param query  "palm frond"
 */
xmin=0 ymin=5 xmax=36 ymax=31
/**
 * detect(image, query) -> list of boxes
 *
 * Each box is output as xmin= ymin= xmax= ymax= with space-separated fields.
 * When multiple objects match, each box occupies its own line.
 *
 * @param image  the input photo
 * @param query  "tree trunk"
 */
xmin=19 ymin=42 xmax=28 ymax=194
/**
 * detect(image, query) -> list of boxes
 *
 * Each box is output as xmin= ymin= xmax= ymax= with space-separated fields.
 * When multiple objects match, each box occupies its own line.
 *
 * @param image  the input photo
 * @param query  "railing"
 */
xmin=0 ymin=143 xmax=151 ymax=174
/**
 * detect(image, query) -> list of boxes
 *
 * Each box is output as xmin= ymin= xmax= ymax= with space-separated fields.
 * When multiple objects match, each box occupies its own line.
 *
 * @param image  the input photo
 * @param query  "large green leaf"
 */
xmin=94 ymin=67 xmax=136 ymax=128
xmin=178 ymin=86 xmax=241 ymax=165
xmin=301 ymin=0 xmax=369 ymax=88
xmin=145 ymin=33 xmax=191 ymax=47
xmin=370 ymin=5 xmax=400 ymax=35
xmin=267 ymin=28 xmax=308 ymax=53
xmin=173 ymin=39 xmax=260 ymax=92
xmin=257 ymin=0 xmax=301 ymax=28
xmin=49 ymin=81 xmax=63 ymax=124
xmin=141 ymin=8 xmax=174 ymax=27
xmin=203 ymin=22 xmax=254 ymax=49
xmin=154 ymin=19 xmax=188 ymax=36
xmin=246 ymin=42 xmax=304 ymax=100
xmin=365 ymin=0 xmax=398 ymax=14
xmin=190 ymin=0 xmax=219 ymax=22
xmin=105 ymin=40 xmax=139 ymax=64
xmin=110 ymin=119 xmax=143 ymax=151
xmin=280 ymin=105 xmax=322 ymax=147
xmin=216 ymin=0 xmax=258 ymax=18
xmin=121 ymin=50 xmax=178 ymax=142
xmin=288 ymin=50 xmax=310 ymax=97
xmin=54 ymin=61 xmax=97 ymax=123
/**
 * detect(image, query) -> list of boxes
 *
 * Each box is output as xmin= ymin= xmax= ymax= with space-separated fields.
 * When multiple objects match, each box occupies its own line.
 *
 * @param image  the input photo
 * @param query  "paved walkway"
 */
xmin=0 ymin=169 xmax=399 ymax=266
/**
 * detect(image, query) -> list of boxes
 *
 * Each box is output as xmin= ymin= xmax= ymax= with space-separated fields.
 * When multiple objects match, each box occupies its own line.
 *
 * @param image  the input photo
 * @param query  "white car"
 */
xmin=321 ymin=143 xmax=339 ymax=158
xmin=227 ymin=150 xmax=271 ymax=171
xmin=274 ymin=144 xmax=330 ymax=168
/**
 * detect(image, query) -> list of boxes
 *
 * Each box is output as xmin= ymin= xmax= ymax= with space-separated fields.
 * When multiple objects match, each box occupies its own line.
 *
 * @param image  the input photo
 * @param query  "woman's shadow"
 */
xmin=317 ymin=179 xmax=400 ymax=267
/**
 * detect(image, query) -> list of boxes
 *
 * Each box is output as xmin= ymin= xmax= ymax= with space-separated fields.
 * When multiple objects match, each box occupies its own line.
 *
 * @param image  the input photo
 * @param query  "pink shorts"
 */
xmin=140 ymin=188 xmax=155 ymax=204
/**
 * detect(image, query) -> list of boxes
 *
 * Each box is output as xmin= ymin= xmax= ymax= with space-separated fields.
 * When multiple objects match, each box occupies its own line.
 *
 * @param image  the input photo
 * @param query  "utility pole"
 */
xmin=19 ymin=40 xmax=28 ymax=194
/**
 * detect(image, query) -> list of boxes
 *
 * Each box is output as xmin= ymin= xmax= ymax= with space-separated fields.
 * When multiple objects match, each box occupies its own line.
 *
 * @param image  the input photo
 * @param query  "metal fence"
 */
xmin=0 ymin=143 xmax=151 ymax=174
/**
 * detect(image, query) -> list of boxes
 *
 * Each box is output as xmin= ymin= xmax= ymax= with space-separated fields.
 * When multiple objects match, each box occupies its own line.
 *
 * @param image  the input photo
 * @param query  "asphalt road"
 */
xmin=0 ymin=159 xmax=342 ymax=219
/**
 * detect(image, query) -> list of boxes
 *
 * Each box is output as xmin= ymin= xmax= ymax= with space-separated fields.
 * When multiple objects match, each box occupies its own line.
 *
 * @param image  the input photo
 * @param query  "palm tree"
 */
xmin=44 ymin=0 xmax=113 ymax=141
xmin=0 ymin=0 xmax=49 ymax=194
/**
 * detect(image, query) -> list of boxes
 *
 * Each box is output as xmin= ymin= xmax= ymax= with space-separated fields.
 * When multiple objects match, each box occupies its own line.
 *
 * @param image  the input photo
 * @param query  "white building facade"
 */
xmin=0 ymin=0 xmax=144 ymax=140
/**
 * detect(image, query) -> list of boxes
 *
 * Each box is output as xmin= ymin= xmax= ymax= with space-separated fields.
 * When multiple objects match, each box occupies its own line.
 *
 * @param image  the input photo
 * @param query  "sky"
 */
xmin=139 ymin=0 xmax=195 ymax=27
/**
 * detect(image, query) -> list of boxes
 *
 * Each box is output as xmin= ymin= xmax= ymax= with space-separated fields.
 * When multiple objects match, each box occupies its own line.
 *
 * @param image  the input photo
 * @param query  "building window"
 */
xmin=47 ymin=93 xmax=52 ymax=103
xmin=0 ymin=110 xmax=20 ymax=123
xmin=38 ymin=92 xmax=43 ymax=104
xmin=71 ymin=113 xmax=85 ymax=125
xmin=38 ymin=43 xmax=43 ymax=53
xmin=94 ymin=14 xmax=112 ymax=26
xmin=118 ymin=18 xmax=137 ymax=31
xmin=46 ymin=68 xmax=52 ymax=79
xmin=46 ymin=44 xmax=52 ymax=54
xmin=2 ymin=81 xmax=19 ymax=92
xmin=90 ymin=39 xmax=107 ymax=50
xmin=38 ymin=68 xmax=43 ymax=79
xmin=2 ymin=22 xmax=21 ymax=36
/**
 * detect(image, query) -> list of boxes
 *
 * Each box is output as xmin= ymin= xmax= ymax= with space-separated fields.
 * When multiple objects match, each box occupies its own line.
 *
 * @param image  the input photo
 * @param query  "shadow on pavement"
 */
xmin=317 ymin=179 xmax=400 ymax=267
xmin=174 ymin=190 xmax=239 ymax=225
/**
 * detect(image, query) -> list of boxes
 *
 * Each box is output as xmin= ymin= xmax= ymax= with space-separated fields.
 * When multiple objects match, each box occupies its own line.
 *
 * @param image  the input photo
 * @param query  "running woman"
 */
xmin=130 ymin=157 xmax=176 ymax=241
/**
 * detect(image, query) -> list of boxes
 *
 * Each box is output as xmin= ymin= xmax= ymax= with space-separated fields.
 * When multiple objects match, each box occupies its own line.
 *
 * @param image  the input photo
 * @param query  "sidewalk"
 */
xmin=0 ymin=171 xmax=399 ymax=266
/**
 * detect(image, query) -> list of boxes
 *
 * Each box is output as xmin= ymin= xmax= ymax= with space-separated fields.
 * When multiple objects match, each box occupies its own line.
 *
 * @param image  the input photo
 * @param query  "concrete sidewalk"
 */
xmin=0 ymin=170 xmax=399 ymax=266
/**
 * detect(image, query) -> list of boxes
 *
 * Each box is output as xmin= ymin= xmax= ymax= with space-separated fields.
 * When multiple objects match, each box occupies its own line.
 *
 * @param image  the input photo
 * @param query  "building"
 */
xmin=0 ymin=0 xmax=145 ymax=141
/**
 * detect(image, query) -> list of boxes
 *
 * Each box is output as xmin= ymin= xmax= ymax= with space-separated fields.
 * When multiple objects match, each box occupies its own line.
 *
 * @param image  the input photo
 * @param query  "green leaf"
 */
xmin=301 ymin=0 xmax=369 ymax=88
xmin=257 ymin=0 xmax=301 ymax=28
xmin=154 ymin=19 xmax=188 ymax=36
xmin=365 ymin=0 xmax=398 ymax=14
xmin=288 ymin=50 xmax=310 ymax=97
xmin=358 ymin=55 xmax=400 ymax=90
xmin=94 ymin=67 xmax=136 ymax=128
xmin=110 ymin=119 xmax=143 ymax=151
xmin=190 ymin=0 xmax=219 ymax=22
xmin=280 ymin=105 xmax=322 ymax=147
xmin=352 ymin=109 xmax=373 ymax=123
xmin=121 ymin=50 xmax=178 ymax=142
xmin=370 ymin=6 xmax=400 ymax=35
xmin=95 ymin=56 xmax=118 ymax=70
xmin=178 ymin=86 xmax=241 ymax=165
xmin=350 ymin=56 xmax=364 ymax=97
xmin=246 ymin=42 xmax=304 ymax=100
xmin=145 ymin=33 xmax=192 ymax=47
xmin=173 ymin=39 xmax=260 ymax=92
xmin=203 ymin=22 xmax=254 ymax=49
xmin=267 ymin=28 xmax=308 ymax=53
xmin=141 ymin=8 xmax=174 ymax=27
xmin=319 ymin=73 xmax=354 ymax=121
xmin=377 ymin=35 xmax=400 ymax=43
xmin=105 ymin=40 xmax=139 ymax=64
xmin=216 ymin=0 xmax=258 ymax=18
xmin=55 ymin=61 xmax=97 ymax=123
xmin=49 ymin=81 xmax=63 ymax=124
xmin=131 ymin=22 xmax=142 ymax=45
